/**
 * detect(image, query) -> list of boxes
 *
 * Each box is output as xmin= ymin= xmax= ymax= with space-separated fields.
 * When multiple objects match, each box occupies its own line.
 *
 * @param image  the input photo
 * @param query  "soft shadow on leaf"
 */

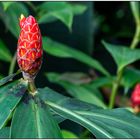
xmin=46 ymin=72 xmax=107 ymax=109
xmin=0 ymin=79 xmax=27 ymax=129
xmin=10 ymin=94 xmax=62 ymax=138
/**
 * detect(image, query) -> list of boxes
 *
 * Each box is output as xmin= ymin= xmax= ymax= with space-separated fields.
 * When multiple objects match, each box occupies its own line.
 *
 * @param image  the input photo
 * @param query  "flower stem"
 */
xmin=130 ymin=26 xmax=140 ymax=49
xmin=109 ymin=69 xmax=123 ymax=109
xmin=109 ymin=3 xmax=140 ymax=109
xmin=8 ymin=53 xmax=17 ymax=75
xmin=28 ymin=79 xmax=37 ymax=96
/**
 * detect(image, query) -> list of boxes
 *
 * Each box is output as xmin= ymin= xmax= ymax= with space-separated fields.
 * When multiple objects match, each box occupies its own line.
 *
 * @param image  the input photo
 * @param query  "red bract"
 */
xmin=17 ymin=14 xmax=43 ymax=81
xmin=131 ymin=83 xmax=140 ymax=107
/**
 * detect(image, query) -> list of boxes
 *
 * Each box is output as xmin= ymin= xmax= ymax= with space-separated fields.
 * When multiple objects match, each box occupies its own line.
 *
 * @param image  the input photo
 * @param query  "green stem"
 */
xmin=109 ymin=69 xmax=123 ymax=109
xmin=130 ymin=25 xmax=140 ymax=49
xmin=28 ymin=79 xmax=37 ymax=96
xmin=109 ymin=4 xmax=140 ymax=109
xmin=8 ymin=53 xmax=17 ymax=75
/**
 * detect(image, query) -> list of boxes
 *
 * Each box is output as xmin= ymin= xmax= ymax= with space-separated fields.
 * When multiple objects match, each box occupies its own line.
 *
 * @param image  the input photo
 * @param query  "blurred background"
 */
xmin=0 ymin=1 xmax=136 ymax=138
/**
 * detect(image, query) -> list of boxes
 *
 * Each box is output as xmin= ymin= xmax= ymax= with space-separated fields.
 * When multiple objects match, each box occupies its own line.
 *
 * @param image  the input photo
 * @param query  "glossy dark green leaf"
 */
xmin=38 ymin=2 xmax=87 ymax=30
xmin=0 ymin=127 xmax=10 ymax=138
xmin=38 ymin=87 xmax=140 ymax=138
xmin=71 ymin=4 xmax=87 ymax=15
xmin=121 ymin=67 xmax=140 ymax=88
xmin=46 ymin=72 xmax=107 ymax=109
xmin=0 ymin=39 xmax=12 ymax=62
xmin=1 ymin=2 xmax=28 ymax=38
xmin=43 ymin=37 xmax=109 ymax=76
xmin=0 ymin=70 xmax=21 ymax=87
xmin=102 ymin=41 xmax=140 ymax=72
xmin=11 ymin=95 xmax=62 ymax=138
xmin=0 ymin=79 xmax=27 ymax=129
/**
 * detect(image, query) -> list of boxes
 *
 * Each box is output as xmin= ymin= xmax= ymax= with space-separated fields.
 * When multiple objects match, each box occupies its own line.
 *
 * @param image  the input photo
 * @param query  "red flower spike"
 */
xmin=131 ymin=83 xmax=140 ymax=107
xmin=17 ymin=14 xmax=43 ymax=81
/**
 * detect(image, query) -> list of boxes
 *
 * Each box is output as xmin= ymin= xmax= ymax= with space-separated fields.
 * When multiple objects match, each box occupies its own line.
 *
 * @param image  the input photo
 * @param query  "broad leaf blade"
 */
xmin=0 ymin=79 xmax=27 ymax=129
xmin=46 ymin=72 xmax=107 ymax=109
xmin=102 ymin=41 xmax=140 ymax=72
xmin=121 ymin=67 xmax=140 ymax=89
xmin=38 ymin=87 xmax=140 ymax=138
xmin=2 ymin=2 xmax=28 ymax=38
xmin=0 ymin=39 xmax=12 ymax=62
xmin=43 ymin=37 xmax=109 ymax=76
xmin=38 ymin=2 xmax=87 ymax=30
xmin=10 ymin=95 xmax=62 ymax=138
xmin=0 ymin=127 xmax=10 ymax=138
xmin=0 ymin=70 xmax=21 ymax=87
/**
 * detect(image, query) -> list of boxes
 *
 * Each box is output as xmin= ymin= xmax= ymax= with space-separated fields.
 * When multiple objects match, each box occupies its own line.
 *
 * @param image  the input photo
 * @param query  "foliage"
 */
xmin=0 ymin=1 xmax=140 ymax=139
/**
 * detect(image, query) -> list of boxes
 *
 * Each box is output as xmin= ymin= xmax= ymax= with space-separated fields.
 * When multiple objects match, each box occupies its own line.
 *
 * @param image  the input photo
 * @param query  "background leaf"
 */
xmin=43 ymin=37 xmax=109 ymax=76
xmin=37 ymin=2 xmax=87 ymax=30
xmin=46 ymin=72 xmax=107 ymax=109
xmin=61 ymin=130 xmax=78 ymax=138
xmin=0 ymin=70 xmax=21 ymax=87
xmin=1 ymin=2 xmax=13 ymax=11
xmin=1 ymin=2 xmax=29 ymax=38
xmin=0 ymin=79 xmax=27 ymax=129
xmin=0 ymin=39 xmax=12 ymax=62
xmin=10 ymin=95 xmax=62 ymax=138
xmin=102 ymin=41 xmax=140 ymax=72
xmin=121 ymin=67 xmax=140 ymax=89
xmin=38 ymin=87 xmax=140 ymax=138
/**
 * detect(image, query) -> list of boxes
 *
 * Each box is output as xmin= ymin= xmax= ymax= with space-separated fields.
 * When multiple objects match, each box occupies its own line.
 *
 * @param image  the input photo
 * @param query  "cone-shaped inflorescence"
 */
xmin=17 ymin=14 xmax=43 ymax=82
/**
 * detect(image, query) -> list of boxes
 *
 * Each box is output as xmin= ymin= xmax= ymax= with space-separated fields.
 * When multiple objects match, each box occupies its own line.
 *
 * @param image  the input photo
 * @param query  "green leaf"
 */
xmin=84 ymin=76 xmax=114 ymax=89
xmin=46 ymin=72 xmax=107 ymax=109
xmin=38 ymin=87 xmax=140 ymax=138
xmin=1 ymin=2 xmax=13 ymax=11
xmin=1 ymin=2 xmax=28 ymax=38
xmin=10 ymin=95 xmax=62 ymax=138
xmin=0 ymin=79 xmax=27 ymax=129
xmin=38 ymin=2 xmax=87 ymax=31
xmin=47 ymin=72 xmax=90 ymax=85
xmin=71 ymin=4 xmax=87 ymax=15
xmin=0 ymin=70 xmax=21 ymax=87
xmin=102 ymin=41 xmax=140 ymax=72
xmin=38 ymin=2 xmax=73 ymax=31
xmin=43 ymin=37 xmax=109 ymax=76
xmin=121 ymin=67 xmax=140 ymax=89
xmin=61 ymin=130 xmax=78 ymax=138
xmin=130 ymin=2 xmax=139 ymax=24
xmin=0 ymin=39 xmax=12 ymax=62
xmin=0 ymin=127 xmax=10 ymax=138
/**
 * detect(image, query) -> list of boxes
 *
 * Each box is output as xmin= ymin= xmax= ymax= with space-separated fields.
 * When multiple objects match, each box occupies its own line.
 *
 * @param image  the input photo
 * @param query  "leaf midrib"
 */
xmin=45 ymin=100 xmax=113 ymax=138
xmin=75 ymin=111 xmax=140 ymax=130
